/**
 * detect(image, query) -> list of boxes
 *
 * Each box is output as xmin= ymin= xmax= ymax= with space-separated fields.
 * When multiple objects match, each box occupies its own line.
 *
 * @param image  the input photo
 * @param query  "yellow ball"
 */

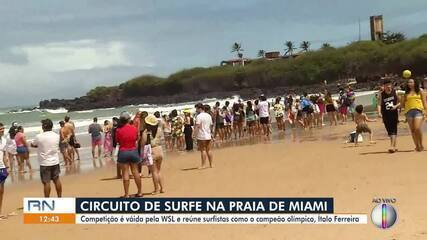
xmin=403 ymin=70 xmax=412 ymax=79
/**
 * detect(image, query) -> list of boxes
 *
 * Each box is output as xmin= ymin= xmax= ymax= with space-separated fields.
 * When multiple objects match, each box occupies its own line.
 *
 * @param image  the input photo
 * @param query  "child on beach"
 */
xmin=354 ymin=105 xmax=376 ymax=146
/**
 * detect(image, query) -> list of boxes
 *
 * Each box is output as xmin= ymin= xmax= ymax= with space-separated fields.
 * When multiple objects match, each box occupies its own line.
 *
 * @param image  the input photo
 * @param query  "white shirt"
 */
xmin=258 ymin=101 xmax=270 ymax=118
xmin=195 ymin=112 xmax=213 ymax=140
xmin=33 ymin=131 xmax=60 ymax=166
xmin=0 ymin=136 xmax=6 ymax=169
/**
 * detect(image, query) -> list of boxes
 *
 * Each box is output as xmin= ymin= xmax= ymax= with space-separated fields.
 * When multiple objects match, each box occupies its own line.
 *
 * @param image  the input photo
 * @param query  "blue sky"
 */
xmin=0 ymin=0 xmax=426 ymax=107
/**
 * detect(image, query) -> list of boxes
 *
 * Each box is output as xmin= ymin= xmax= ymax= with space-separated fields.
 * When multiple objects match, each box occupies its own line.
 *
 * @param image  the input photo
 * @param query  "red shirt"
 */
xmin=115 ymin=124 xmax=138 ymax=151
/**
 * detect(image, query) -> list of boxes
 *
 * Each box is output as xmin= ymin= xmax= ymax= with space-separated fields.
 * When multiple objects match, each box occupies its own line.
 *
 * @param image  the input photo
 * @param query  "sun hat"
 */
xmin=145 ymin=114 xmax=158 ymax=126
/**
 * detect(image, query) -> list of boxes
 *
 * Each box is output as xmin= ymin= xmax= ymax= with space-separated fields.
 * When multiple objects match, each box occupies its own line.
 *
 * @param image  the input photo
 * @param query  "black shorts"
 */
xmin=247 ymin=120 xmax=255 ymax=127
xmin=260 ymin=117 xmax=269 ymax=124
xmin=40 ymin=164 xmax=60 ymax=184
xmin=216 ymin=123 xmax=224 ymax=129
xmin=303 ymin=106 xmax=314 ymax=114
xmin=326 ymin=104 xmax=336 ymax=112
xmin=383 ymin=119 xmax=398 ymax=136
xmin=69 ymin=134 xmax=76 ymax=147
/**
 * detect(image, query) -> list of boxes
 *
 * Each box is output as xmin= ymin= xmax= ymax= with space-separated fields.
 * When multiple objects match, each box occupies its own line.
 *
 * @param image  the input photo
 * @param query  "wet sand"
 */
xmin=2 ymin=120 xmax=427 ymax=239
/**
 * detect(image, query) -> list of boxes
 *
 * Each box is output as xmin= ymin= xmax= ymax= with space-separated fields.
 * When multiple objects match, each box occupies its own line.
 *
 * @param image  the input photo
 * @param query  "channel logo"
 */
xmin=371 ymin=204 xmax=397 ymax=229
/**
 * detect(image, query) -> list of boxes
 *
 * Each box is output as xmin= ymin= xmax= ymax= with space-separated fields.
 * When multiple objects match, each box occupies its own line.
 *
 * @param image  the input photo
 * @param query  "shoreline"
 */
xmin=4 ymin=114 xmax=417 ymax=186
xmin=39 ymin=82 xmax=378 ymax=112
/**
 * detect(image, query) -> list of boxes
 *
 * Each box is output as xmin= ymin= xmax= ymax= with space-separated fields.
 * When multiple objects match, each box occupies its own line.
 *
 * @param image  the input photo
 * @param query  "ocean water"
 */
xmin=0 ymin=91 xmax=378 ymax=185
xmin=0 ymin=91 xmax=377 ymax=141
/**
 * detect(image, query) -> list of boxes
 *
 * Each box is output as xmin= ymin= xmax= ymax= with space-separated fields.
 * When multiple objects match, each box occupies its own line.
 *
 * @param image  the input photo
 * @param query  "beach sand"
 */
xmin=2 ymin=121 xmax=427 ymax=239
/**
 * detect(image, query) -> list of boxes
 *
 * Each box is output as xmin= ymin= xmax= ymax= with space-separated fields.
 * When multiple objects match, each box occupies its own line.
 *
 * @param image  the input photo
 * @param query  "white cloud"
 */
xmin=12 ymin=40 xmax=133 ymax=72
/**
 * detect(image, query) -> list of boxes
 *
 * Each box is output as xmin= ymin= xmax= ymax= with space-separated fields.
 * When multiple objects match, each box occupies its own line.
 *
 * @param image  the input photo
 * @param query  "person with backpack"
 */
xmin=301 ymin=93 xmax=314 ymax=129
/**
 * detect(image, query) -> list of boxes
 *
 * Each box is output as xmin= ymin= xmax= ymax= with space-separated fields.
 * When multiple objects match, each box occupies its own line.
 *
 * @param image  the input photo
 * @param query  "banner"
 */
xmin=23 ymin=198 xmax=367 ymax=225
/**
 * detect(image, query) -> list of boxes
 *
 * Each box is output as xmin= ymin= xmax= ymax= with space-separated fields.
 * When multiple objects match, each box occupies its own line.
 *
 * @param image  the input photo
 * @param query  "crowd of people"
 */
xmin=1 ymin=77 xmax=427 ymax=219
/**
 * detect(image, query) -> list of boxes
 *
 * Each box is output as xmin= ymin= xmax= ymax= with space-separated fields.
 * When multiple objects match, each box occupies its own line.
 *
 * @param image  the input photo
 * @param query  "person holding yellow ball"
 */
xmin=402 ymin=77 xmax=427 ymax=152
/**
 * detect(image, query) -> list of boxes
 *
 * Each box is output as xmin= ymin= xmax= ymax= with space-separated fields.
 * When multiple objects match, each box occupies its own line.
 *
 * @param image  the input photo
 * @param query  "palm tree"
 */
xmin=284 ymin=41 xmax=296 ymax=56
xmin=257 ymin=49 xmax=266 ymax=58
xmin=321 ymin=42 xmax=333 ymax=50
xmin=300 ymin=41 xmax=311 ymax=52
xmin=231 ymin=42 xmax=244 ymax=58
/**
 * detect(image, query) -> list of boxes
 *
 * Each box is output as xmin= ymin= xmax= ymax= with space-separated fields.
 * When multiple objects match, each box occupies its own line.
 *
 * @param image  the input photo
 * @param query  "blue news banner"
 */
xmin=76 ymin=198 xmax=333 ymax=214
xmin=24 ymin=197 xmax=368 ymax=224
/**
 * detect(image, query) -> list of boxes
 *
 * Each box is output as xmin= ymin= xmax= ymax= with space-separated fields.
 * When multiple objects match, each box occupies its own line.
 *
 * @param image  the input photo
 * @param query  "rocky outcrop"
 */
xmin=39 ymin=81 xmax=379 ymax=112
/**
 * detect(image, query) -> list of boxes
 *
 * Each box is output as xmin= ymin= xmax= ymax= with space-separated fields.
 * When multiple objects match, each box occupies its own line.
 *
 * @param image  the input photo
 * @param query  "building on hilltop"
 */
xmin=264 ymin=51 xmax=281 ymax=60
xmin=220 ymin=58 xmax=251 ymax=66
xmin=370 ymin=15 xmax=384 ymax=41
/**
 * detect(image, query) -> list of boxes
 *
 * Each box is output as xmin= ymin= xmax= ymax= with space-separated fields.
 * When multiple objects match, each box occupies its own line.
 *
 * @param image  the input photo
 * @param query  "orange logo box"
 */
xmin=24 ymin=213 xmax=75 ymax=224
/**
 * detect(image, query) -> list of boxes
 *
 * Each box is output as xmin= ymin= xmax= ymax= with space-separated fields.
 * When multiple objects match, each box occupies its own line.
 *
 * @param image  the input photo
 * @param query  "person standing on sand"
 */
xmin=64 ymin=116 xmax=80 ymax=160
xmin=141 ymin=114 xmax=165 ymax=194
xmin=183 ymin=111 xmax=194 ymax=151
xmin=224 ymin=101 xmax=233 ymax=139
xmin=246 ymin=101 xmax=256 ymax=137
xmin=338 ymin=89 xmax=349 ymax=124
xmin=254 ymin=99 xmax=261 ymax=135
xmin=132 ymin=111 xmax=142 ymax=155
xmin=347 ymin=86 xmax=356 ymax=121
xmin=111 ymin=117 xmax=121 ymax=179
xmin=15 ymin=126 xmax=31 ymax=173
xmin=115 ymin=112 xmax=142 ymax=198
xmin=170 ymin=110 xmax=184 ymax=151
xmin=103 ymin=120 xmax=113 ymax=157
xmin=5 ymin=123 xmax=18 ymax=173
xmin=59 ymin=121 xmax=72 ymax=165
xmin=325 ymin=91 xmax=338 ymax=126
xmin=88 ymin=117 xmax=103 ymax=159
xmin=213 ymin=102 xmax=225 ymax=141
xmin=223 ymin=106 xmax=232 ymax=139
xmin=301 ymin=93 xmax=314 ymax=129
xmin=0 ymin=122 xmax=10 ymax=220
xmin=258 ymin=95 xmax=271 ymax=138
xmin=377 ymin=80 xmax=400 ymax=153
xmin=232 ymin=102 xmax=244 ymax=139
xmin=317 ymin=94 xmax=326 ymax=128
xmin=31 ymin=119 xmax=62 ymax=198
xmin=402 ymin=78 xmax=427 ymax=152
xmin=194 ymin=103 xmax=213 ymax=168
xmin=161 ymin=115 xmax=172 ymax=150
xmin=273 ymin=97 xmax=285 ymax=131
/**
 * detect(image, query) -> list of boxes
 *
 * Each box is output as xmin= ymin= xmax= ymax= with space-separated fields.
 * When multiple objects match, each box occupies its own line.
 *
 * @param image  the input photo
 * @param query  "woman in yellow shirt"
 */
xmin=402 ymin=78 xmax=427 ymax=152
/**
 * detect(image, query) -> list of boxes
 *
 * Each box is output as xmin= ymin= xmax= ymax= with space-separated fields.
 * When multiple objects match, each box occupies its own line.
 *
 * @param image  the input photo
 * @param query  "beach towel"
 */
xmin=141 ymin=144 xmax=153 ymax=166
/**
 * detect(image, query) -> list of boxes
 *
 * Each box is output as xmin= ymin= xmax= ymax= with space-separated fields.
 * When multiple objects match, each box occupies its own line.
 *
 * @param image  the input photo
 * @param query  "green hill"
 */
xmin=87 ymin=34 xmax=427 ymax=100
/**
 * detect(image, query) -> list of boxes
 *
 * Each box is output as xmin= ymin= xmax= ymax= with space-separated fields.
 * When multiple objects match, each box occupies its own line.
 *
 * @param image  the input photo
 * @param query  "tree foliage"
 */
xmin=86 ymin=34 xmax=427 ymax=99
xmin=382 ymin=31 xmax=406 ymax=45
xmin=300 ymin=41 xmax=311 ymax=52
